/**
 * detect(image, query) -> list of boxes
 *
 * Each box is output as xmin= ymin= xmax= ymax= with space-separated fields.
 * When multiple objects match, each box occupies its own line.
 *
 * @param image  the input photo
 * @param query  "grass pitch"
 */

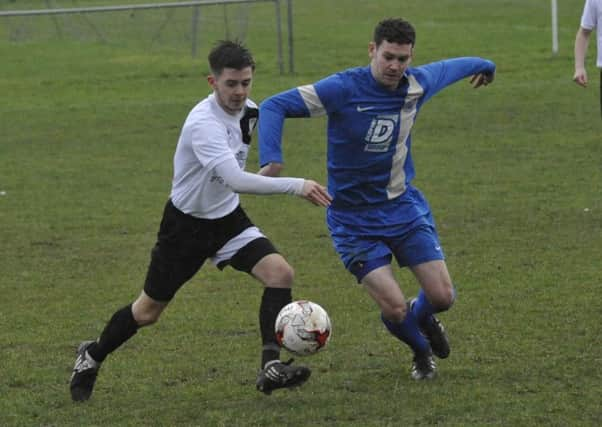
xmin=1 ymin=0 xmax=601 ymax=425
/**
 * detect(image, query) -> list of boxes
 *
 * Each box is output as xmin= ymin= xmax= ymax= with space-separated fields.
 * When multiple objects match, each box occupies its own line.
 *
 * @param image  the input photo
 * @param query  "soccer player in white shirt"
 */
xmin=70 ymin=40 xmax=331 ymax=401
xmin=574 ymin=0 xmax=602 ymax=116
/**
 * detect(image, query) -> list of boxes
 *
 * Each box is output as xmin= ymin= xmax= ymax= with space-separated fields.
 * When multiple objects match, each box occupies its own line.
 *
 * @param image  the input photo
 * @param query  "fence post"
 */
xmin=551 ymin=0 xmax=558 ymax=56
xmin=275 ymin=0 xmax=284 ymax=74
xmin=191 ymin=5 xmax=201 ymax=57
xmin=286 ymin=0 xmax=294 ymax=73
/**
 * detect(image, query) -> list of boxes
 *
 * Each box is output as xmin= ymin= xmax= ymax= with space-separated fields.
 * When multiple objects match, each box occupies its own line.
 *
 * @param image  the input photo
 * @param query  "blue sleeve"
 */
xmin=258 ymin=73 xmax=349 ymax=166
xmin=415 ymin=57 xmax=496 ymax=103
xmin=258 ymin=88 xmax=311 ymax=166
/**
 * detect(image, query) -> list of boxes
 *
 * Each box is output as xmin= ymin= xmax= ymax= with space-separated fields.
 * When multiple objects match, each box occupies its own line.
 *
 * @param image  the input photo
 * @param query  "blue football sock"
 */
xmin=412 ymin=288 xmax=456 ymax=326
xmin=381 ymin=311 xmax=430 ymax=355
xmin=412 ymin=290 xmax=435 ymax=326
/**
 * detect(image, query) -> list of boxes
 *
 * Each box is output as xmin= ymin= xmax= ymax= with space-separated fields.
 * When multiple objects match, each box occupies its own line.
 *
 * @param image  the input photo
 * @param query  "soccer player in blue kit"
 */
xmin=258 ymin=18 xmax=496 ymax=379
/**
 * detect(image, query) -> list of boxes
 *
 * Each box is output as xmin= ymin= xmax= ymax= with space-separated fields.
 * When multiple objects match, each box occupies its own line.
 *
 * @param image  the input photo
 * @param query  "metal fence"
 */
xmin=0 ymin=0 xmax=295 ymax=73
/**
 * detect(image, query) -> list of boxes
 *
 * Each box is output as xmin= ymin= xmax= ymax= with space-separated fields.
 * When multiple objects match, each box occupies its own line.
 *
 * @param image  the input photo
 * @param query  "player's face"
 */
xmin=369 ymin=40 xmax=413 ymax=91
xmin=208 ymin=66 xmax=253 ymax=115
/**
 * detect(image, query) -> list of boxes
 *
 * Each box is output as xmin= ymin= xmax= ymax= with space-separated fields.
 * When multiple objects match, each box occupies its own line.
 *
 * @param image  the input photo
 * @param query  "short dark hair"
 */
xmin=373 ymin=18 xmax=416 ymax=47
xmin=208 ymin=40 xmax=256 ymax=76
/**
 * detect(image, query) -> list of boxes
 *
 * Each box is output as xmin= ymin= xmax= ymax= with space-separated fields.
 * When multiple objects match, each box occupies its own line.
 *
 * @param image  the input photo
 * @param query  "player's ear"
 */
xmin=368 ymin=41 xmax=376 ymax=59
xmin=207 ymin=74 xmax=216 ymax=89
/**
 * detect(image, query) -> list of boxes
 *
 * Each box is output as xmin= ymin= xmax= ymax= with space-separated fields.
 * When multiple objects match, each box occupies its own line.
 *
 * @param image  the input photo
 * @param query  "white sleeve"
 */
xmin=214 ymin=156 xmax=305 ymax=195
xmin=581 ymin=0 xmax=597 ymax=30
xmin=190 ymin=117 xmax=232 ymax=168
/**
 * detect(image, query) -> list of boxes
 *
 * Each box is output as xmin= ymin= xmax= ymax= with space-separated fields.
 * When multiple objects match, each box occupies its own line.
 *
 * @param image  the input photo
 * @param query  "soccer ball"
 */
xmin=275 ymin=300 xmax=332 ymax=356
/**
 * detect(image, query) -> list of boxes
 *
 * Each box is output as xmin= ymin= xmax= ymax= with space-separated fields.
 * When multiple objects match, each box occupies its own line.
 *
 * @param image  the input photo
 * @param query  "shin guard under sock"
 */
xmin=259 ymin=287 xmax=292 ymax=368
xmin=381 ymin=311 xmax=430 ymax=355
xmin=87 ymin=304 xmax=139 ymax=363
xmin=413 ymin=288 xmax=456 ymax=326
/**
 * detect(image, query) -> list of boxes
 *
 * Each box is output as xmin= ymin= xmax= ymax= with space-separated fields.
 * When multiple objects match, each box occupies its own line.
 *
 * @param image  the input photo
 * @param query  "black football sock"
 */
xmin=87 ymin=304 xmax=139 ymax=363
xmin=259 ymin=287 xmax=292 ymax=368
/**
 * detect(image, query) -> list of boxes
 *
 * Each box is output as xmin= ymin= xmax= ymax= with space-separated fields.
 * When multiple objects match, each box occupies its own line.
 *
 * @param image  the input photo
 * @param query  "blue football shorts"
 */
xmin=330 ymin=222 xmax=445 ymax=283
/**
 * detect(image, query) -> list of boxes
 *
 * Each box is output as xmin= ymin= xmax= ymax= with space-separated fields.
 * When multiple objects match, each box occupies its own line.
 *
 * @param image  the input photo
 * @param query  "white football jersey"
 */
xmin=170 ymin=93 xmax=258 ymax=219
xmin=581 ymin=0 xmax=602 ymax=67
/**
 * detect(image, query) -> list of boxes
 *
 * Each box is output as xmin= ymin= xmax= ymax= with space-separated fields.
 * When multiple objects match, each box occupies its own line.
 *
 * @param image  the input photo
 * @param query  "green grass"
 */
xmin=1 ymin=0 xmax=601 ymax=425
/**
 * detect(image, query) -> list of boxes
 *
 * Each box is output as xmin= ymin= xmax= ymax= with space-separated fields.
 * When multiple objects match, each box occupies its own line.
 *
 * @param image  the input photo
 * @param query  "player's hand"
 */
xmin=573 ymin=68 xmax=588 ymax=87
xmin=258 ymin=162 xmax=283 ymax=177
xmin=470 ymin=72 xmax=494 ymax=88
xmin=300 ymin=180 xmax=332 ymax=207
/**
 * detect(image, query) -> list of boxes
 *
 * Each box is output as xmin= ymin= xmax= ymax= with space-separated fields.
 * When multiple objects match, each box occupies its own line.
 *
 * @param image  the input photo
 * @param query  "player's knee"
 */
xmin=431 ymin=285 xmax=455 ymax=311
xmin=382 ymin=301 xmax=408 ymax=323
xmin=445 ymin=285 xmax=457 ymax=310
xmin=132 ymin=299 xmax=166 ymax=327
xmin=261 ymin=261 xmax=295 ymax=288
xmin=133 ymin=308 xmax=162 ymax=327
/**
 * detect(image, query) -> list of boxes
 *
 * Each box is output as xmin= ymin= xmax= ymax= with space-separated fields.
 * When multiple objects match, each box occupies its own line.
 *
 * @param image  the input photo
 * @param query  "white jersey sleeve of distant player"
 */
xmin=580 ymin=0 xmax=602 ymax=67
xmin=214 ymin=156 xmax=305 ymax=195
xmin=580 ymin=0 xmax=598 ymax=30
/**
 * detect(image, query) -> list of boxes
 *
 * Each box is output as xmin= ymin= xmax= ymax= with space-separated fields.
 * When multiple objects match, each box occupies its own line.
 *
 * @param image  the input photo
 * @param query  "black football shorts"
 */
xmin=143 ymin=200 xmax=278 ymax=301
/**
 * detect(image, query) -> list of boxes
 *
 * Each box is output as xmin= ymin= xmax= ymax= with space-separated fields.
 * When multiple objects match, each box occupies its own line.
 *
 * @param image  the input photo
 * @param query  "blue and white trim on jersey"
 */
xmin=298 ymin=85 xmax=327 ymax=116
xmin=387 ymin=74 xmax=422 ymax=199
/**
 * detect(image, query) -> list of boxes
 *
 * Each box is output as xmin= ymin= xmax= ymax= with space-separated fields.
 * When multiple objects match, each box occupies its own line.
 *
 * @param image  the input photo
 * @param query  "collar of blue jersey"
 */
xmin=365 ymin=65 xmax=409 ymax=92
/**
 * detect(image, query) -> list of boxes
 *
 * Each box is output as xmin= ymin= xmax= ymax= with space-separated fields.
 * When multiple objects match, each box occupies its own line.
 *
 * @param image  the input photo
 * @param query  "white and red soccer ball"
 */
xmin=275 ymin=300 xmax=332 ymax=356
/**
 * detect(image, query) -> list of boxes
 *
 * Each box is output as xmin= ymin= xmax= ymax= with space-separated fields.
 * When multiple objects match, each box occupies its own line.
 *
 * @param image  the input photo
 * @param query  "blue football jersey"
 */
xmin=259 ymin=57 xmax=495 ymax=233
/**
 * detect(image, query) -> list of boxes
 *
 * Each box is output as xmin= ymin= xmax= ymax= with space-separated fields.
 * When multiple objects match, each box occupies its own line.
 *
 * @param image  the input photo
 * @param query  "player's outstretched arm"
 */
xmin=214 ymin=157 xmax=331 ymax=207
xmin=257 ymin=162 xmax=330 ymax=206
